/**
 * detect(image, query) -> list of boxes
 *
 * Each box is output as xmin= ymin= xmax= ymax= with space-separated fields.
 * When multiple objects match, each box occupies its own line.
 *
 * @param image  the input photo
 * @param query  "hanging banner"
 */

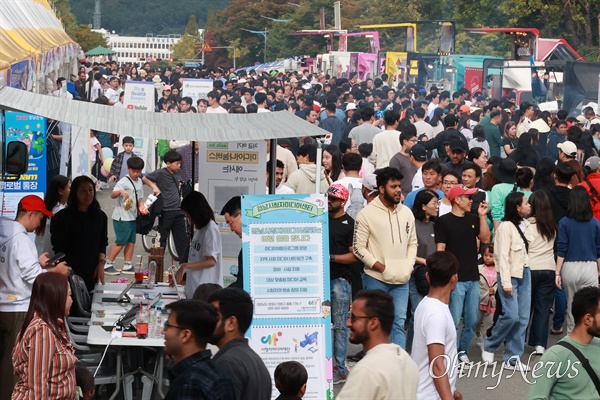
xmin=1 ymin=112 xmax=47 ymax=217
xmin=123 ymin=80 xmax=156 ymax=112
xmin=242 ymin=194 xmax=333 ymax=400
xmin=9 ymin=60 xmax=30 ymax=90
xmin=70 ymin=126 xmax=91 ymax=179
xmin=182 ymin=78 xmax=214 ymax=104
xmin=198 ymin=140 xmax=267 ymax=287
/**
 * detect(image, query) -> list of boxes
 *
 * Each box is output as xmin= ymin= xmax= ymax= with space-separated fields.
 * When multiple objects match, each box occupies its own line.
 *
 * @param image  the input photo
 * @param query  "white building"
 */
xmin=95 ymin=29 xmax=182 ymax=65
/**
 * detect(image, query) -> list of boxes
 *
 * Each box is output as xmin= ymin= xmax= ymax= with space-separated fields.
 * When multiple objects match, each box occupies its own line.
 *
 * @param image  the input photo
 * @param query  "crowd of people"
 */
xmin=2 ymin=60 xmax=600 ymax=399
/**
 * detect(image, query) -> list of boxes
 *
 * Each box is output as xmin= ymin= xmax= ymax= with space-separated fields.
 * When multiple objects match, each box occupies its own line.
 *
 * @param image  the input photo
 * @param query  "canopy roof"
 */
xmin=86 ymin=46 xmax=116 ymax=56
xmin=0 ymin=85 xmax=329 ymax=141
xmin=0 ymin=0 xmax=74 ymax=68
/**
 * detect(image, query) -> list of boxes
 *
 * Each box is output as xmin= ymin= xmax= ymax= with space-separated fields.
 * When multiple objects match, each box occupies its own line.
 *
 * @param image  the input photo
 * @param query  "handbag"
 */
xmin=126 ymin=177 xmax=156 ymax=235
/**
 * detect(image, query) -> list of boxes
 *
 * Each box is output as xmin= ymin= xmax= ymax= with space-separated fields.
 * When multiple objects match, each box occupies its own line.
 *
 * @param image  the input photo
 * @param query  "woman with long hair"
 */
xmin=178 ymin=191 xmax=223 ymax=298
xmin=525 ymin=191 xmax=557 ymax=355
xmin=430 ymin=108 xmax=446 ymax=138
xmin=406 ymin=190 xmax=440 ymax=352
xmin=11 ymin=273 xmax=76 ymax=399
xmin=509 ymin=133 xmax=540 ymax=169
xmin=323 ymin=145 xmax=345 ymax=183
xmin=532 ymin=157 xmax=556 ymax=192
xmin=555 ymin=186 xmax=600 ymax=333
xmin=502 ymin=121 xmax=518 ymax=157
xmin=468 ymin=125 xmax=490 ymax=156
xmin=51 ymin=176 xmax=108 ymax=292
xmin=35 ymin=175 xmax=71 ymax=256
xmin=482 ymin=192 xmax=532 ymax=371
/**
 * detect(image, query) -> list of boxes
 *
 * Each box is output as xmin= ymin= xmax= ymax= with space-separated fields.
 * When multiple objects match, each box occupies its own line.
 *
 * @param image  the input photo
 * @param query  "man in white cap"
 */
xmin=579 ymin=156 xmax=600 ymax=222
xmin=557 ymin=141 xmax=578 ymax=164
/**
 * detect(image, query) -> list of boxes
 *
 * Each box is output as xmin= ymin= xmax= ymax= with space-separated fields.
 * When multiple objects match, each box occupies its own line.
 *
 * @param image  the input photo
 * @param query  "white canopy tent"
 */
xmin=0 ymin=85 xmax=329 ymax=141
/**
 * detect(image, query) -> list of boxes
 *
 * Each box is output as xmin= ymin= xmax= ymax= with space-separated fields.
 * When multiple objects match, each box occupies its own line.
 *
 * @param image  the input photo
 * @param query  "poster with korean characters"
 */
xmin=242 ymin=194 xmax=333 ymax=400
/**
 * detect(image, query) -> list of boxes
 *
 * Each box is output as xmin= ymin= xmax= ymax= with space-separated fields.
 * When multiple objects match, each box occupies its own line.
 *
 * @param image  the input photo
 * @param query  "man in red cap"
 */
xmin=327 ymin=184 xmax=360 ymax=384
xmin=0 ymin=195 xmax=71 ymax=398
xmin=434 ymin=185 xmax=491 ymax=367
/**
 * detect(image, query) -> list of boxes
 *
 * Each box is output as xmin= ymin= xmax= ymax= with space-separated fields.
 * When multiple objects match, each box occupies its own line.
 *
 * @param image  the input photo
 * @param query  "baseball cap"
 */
xmin=418 ymin=88 xmax=427 ymax=94
xmin=529 ymin=118 xmax=550 ymax=133
xmin=459 ymin=105 xmax=471 ymax=113
xmin=576 ymin=115 xmax=586 ymax=125
xmin=361 ymin=174 xmax=378 ymax=195
xmin=345 ymin=103 xmax=357 ymax=112
xmin=327 ymin=184 xmax=349 ymax=202
xmin=446 ymin=184 xmax=478 ymax=202
xmin=557 ymin=141 xmax=577 ymax=157
xmin=19 ymin=195 xmax=54 ymax=217
xmin=163 ymin=85 xmax=172 ymax=91
xmin=585 ymin=156 xmax=600 ymax=171
xmin=409 ymin=144 xmax=427 ymax=161
xmin=449 ymin=139 xmax=468 ymax=153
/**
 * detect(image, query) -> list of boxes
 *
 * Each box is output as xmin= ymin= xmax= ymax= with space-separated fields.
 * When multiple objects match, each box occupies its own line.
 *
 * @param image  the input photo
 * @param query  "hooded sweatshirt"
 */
xmin=0 ymin=218 xmax=45 ymax=312
xmin=353 ymin=197 xmax=417 ymax=284
xmin=285 ymin=163 xmax=329 ymax=194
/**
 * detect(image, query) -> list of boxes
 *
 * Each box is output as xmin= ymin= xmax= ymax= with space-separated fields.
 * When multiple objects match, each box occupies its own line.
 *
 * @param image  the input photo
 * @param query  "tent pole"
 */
xmin=268 ymin=139 xmax=277 ymax=194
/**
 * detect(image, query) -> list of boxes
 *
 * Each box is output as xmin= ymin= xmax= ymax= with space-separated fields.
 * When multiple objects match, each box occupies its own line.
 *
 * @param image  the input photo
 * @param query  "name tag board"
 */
xmin=242 ymin=194 xmax=333 ymax=399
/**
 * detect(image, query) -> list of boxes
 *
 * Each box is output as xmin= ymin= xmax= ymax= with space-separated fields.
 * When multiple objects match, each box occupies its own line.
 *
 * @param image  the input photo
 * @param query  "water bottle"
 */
xmin=148 ymin=258 xmax=157 ymax=287
xmin=148 ymin=305 xmax=156 ymax=338
xmin=156 ymin=307 xmax=163 ymax=337
xmin=144 ymin=193 xmax=158 ymax=208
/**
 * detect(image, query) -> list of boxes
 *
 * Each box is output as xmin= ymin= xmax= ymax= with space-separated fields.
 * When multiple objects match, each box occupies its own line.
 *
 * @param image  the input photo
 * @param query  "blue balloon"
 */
xmin=101 ymin=147 xmax=113 ymax=160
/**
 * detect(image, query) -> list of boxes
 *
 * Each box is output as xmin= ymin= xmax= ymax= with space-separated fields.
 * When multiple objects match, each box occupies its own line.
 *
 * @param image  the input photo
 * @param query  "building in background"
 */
xmin=94 ymin=29 xmax=181 ymax=65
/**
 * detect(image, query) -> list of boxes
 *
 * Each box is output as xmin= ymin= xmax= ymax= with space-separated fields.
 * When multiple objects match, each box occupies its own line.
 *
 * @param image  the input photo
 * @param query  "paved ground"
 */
xmin=96 ymin=185 xmax=565 ymax=399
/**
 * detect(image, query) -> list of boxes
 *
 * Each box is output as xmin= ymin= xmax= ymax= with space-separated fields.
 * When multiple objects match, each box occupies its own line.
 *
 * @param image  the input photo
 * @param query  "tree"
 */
xmin=71 ymin=24 xmax=108 ymax=51
xmin=171 ymin=15 xmax=201 ymax=60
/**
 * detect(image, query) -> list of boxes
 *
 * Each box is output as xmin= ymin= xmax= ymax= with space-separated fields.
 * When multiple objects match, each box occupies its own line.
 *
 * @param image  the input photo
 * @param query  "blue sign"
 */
xmin=184 ymin=62 xmax=200 ymax=68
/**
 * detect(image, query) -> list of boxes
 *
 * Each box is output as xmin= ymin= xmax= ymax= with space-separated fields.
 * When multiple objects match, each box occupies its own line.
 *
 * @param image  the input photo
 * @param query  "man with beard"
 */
xmin=161 ymin=300 xmax=234 ymax=400
xmin=353 ymin=167 xmax=418 ymax=349
xmin=528 ymin=287 xmax=600 ymax=400
xmin=207 ymin=288 xmax=271 ymax=400
xmin=337 ymin=290 xmax=418 ymax=400
xmin=327 ymin=184 xmax=360 ymax=384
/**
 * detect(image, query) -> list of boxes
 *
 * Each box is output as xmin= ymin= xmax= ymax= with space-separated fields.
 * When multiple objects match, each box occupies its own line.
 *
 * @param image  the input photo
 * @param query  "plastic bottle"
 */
xmin=156 ymin=307 xmax=163 ymax=337
xmin=148 ymin=305 xmax=156 ymax=338
xmin=148 ymin=258 xmax=157 ymax=287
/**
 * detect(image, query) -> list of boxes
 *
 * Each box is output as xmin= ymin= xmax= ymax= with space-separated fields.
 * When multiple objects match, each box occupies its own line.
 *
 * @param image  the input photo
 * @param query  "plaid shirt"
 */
xmin=164 ymin=350 xmax=235 ymax=400
xmin=108 ymin=151 xmax=138 ymax=180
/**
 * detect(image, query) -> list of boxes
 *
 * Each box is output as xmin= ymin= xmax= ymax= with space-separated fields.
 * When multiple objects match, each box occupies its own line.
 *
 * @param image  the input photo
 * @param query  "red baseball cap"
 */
xmin=328 ymin=184 xmax=349 ymax=202
xmin=19 ymin=195 xmax=54 ymax=217
xmin=446 ymin=185 xmax=478 ymax=202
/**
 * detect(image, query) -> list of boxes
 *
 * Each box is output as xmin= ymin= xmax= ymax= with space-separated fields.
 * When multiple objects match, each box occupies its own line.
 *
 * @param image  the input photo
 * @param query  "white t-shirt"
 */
xmin=412 ymin=296 xmax=457 ymax=400
xmin=185 ymin=220 xmax=223 ymax=298
xmin=105 ymin=88 xmax=119 ymax=103
xmin=206 ymin=106 xmax=228 ymax=114
xmin=412 ymin=167 xmax=424 ymax=191
xmin=112 ymin=175 xmax=144 ymax=221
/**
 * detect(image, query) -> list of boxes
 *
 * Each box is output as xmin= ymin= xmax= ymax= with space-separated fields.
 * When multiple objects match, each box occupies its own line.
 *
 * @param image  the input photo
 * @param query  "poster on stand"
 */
xmin=70 ymin=126 xmax=91 ymax=179
xmin=242 ymin=194 xmax=333 ymax=400
xmin=1 ymin=112 xmax=47 ymax=216
xmin=123 ymin=81 xmax=156 ymax=112
xmin=198 ymin=140 xmax=267 ymax=284
xmin=182 ymin=78 xmax=213 ymax=104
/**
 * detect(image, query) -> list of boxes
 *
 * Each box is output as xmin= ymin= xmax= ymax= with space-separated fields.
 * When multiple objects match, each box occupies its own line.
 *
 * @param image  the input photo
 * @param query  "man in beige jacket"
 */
xmin=353 ymin=167 xmax=418 ymax=348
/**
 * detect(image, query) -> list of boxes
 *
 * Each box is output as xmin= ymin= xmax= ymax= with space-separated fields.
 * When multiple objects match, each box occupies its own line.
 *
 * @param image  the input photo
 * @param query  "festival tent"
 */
xmin=0 ymin=0 xmax=79 ymax=91
xmin=86 ymin=46 xmax=116 ymax=56
xmin=0 ymin=84 xmax=330 ymax=141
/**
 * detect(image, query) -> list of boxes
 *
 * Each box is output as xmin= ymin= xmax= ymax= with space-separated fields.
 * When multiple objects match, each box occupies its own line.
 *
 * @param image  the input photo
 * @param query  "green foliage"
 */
xmin=171 ymin=16 xmax=201 ymax=60
xmin=70 ymin=25 xmax=108 ymax=51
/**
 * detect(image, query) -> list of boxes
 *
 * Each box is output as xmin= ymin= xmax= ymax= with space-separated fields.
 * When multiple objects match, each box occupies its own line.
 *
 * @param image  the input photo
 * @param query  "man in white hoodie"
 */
xmin=353 ymin=167 xmax=418 ymax=349
xmin=285 ymin=144 xmax=329 ymax=194
xmin=0 ymin=195 xmax=71 ymax=399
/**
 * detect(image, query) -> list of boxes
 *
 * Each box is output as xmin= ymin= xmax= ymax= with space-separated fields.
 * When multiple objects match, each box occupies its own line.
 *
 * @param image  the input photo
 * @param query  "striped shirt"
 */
xmin=12 ymin=315 xmax=77 ymax=400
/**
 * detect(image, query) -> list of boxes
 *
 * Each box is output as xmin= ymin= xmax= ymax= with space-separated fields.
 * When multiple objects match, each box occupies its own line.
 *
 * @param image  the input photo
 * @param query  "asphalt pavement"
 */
xmin=96 ymin=184 xmax=565 ymax=399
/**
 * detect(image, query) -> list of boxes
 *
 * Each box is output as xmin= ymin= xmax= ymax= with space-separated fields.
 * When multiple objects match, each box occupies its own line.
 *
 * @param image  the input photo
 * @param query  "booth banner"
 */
xmin=70 ymin=126 xmax=91 ymax=179
xmin=464 ymin=67 xmax=482 ymax=94
xmin=1 ymin=111 xmax=47 ymax=216
xmin=9 ymin=60 xmax=30 ymax=90
xmin=182 ymin=78 xmax=213 ymax=104
xmin=124 ymin=81 xmax=156 ymax=111
xmin=198 ymin=140 xmax=267 ymax=287
xmin=242 ymin=194 xmax=333 ymax=400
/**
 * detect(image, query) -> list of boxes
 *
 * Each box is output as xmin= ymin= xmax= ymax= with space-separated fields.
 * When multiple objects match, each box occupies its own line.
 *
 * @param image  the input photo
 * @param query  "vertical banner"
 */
xmin=198 ymin=141 xmax=267 ymax=287
xmin=242 ymin=194 xmax=333 ymax=400
xmin=123 ymin=81 xmax=156 ymax=111
xmin=2 ymin=112 xmax=47 ymax=217
xmin=70 ymin=126 xmax=91 ymax=179
xmin=182 ymin=78 xmax=214 ymax=104
xmin=464 ymin=67 xmax=482 ymax=94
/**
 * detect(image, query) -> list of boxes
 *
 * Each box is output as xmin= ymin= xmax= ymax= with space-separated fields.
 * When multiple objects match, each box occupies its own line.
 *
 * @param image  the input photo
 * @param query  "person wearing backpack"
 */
xmin=579 ymin=156 xmax=600 ymax=222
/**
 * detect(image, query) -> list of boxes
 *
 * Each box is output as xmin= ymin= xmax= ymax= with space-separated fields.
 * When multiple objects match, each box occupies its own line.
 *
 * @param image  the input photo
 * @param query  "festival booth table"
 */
xmin=87 ymin=282 xmax=182 ymax=400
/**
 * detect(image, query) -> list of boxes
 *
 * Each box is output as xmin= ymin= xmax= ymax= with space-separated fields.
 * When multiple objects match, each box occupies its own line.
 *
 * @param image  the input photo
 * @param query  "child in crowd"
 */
xmin=104 ymin=157 xmax=147 ymax=275
xmin=274 ymin=361 xmax=308 ymax=400
xmin=108 ymin=136 xmax=138 ymax=182
xmin=476 ymin=244 xmax=497 ymax=348
xmin=75 ymin=364 xmax=95 ymax=400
